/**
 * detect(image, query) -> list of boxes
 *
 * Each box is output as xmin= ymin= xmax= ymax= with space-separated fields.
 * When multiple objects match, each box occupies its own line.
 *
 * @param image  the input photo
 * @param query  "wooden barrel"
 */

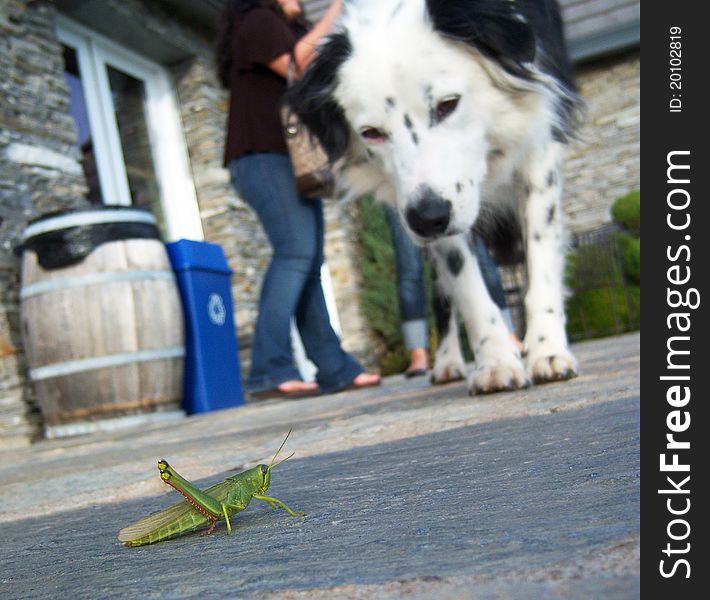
xmin=19 ymin=207 xmax=184 ymax=430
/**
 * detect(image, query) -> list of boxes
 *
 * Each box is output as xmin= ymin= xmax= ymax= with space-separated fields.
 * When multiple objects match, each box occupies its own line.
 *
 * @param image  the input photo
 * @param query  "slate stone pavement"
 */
xmin=0 ymin=333 xmax=640 ymax=599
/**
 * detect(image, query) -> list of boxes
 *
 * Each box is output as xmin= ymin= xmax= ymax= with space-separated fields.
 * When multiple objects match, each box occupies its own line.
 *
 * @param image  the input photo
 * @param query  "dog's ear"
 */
xmin=285 ymin=33 xmax=352 ymax=163
xmin=426 ymin=0 xmax=536 ymax=78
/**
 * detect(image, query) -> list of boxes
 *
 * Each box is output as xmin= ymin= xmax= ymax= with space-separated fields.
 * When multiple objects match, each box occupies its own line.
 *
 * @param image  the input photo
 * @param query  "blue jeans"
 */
xmin=472 ymin=235 xmax=506 ymax=308
xmin=229 ymin=153 xmax=363 ymax=394
xmin=472 ymin=235 xmax=516 ymax=333
xmin=384 ymin=206 xmax=428 ymax=350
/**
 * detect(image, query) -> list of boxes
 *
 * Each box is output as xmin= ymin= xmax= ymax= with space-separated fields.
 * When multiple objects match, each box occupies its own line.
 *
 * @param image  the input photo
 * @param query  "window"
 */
xmin=57 ymin=16 xmax=203 ymax=241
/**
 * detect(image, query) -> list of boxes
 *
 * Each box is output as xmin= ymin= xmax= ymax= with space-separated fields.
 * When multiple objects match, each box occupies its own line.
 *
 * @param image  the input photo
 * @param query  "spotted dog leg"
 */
xmin=430 ymin=234 xmax=528 ymax=395
xmin=520 ymin=141 xmax=578 ymax=383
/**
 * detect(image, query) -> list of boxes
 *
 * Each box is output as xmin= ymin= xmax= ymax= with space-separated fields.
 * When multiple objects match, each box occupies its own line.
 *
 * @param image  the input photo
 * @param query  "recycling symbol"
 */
xmin=207 ymin=293 xmax=227 ymax=326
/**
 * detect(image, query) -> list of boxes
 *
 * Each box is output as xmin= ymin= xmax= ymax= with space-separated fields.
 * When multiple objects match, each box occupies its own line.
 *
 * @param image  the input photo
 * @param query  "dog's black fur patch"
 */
xmin=425 ymin=0 xmax=537 ymax=79
xmin=432 ymin=284 xmax=452 ymax=341
xmin=446 ymin=248 xmax=465 ymax=276
xmin=473 ymin=204 xmax=525 ymax=266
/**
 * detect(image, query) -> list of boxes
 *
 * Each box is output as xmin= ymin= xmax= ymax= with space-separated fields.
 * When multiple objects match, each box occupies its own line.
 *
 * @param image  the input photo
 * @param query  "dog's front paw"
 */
xmin=468 ymin=361 xmax=530 ymax=395
xmin=527 ymin=351 xmax=578 ymax=384
xmin=431 ymin=359 xmax=466 ymax=384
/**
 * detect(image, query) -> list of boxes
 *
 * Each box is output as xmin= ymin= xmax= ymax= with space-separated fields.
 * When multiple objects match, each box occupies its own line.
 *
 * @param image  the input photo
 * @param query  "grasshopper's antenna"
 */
xmin=270 ymin=451 xmax=295 ymax=471
xmin=268 ymin=429 xmax=293 ymax=471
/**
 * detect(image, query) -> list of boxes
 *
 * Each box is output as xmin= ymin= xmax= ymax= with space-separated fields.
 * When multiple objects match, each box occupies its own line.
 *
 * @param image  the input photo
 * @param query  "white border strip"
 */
xmin=29 ymin=346 xmax=184 ymax=382
xmin=20 ymin=270 xmax=176 ymax=299
xmin=22 ymin=209 xmax=157 ymax=240
xmin=45 ymin=409 xmax=185 ymax=439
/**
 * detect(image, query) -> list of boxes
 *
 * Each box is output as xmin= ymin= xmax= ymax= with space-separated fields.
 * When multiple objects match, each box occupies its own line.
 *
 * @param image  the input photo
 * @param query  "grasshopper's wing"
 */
xmin=118 ymin=479 xmax=234 ymax=543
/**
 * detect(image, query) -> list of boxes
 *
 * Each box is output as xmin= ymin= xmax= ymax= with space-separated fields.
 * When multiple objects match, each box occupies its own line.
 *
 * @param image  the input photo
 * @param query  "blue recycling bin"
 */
xmin=166 ymin=239 xmax=244 ymax=414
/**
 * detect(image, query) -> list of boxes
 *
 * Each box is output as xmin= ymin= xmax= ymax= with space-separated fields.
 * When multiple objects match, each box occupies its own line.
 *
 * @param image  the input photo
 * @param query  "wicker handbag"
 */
xmin=281 ymin=55 xmax=335 ymax=199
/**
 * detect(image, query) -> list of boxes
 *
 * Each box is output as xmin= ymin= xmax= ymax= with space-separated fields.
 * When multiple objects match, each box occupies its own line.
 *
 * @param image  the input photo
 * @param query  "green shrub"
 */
xmin=614 ymin=232 xmax=640 ymax=284
xmin=564 ymin=189 xmax=641 ymax=341
xmin=357 ymin=195 xmax=403 ymax=353
xmin=611 ymin=189 xmax=640 ymax=236
xmin=565 ymin=249 xmax=640 ymax=341
xmin=610 ymin=189 xmax=640 ymax=284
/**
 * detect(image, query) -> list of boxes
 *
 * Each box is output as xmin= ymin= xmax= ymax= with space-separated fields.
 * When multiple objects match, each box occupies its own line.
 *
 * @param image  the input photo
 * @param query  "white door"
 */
xmin=57 ymin=16 xmax=203 ymax=242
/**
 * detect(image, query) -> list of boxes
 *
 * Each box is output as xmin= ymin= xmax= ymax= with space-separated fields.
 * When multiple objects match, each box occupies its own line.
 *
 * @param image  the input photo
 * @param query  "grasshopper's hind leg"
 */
xmin=157 ymin=460 xmax=232 ymax=534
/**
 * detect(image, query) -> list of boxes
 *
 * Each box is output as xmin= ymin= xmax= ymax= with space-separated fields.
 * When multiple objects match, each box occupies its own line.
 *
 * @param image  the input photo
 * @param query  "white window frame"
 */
xmin=56 ymin=16 xmax=203 ymax=242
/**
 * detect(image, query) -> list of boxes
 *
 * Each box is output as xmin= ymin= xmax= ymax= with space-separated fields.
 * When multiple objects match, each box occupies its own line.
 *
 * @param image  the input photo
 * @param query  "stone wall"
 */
xmin=0 ymin=0 xmax=89 ymax=446
xmin=170 ymin=55 xmax=266 ymax=344
xmin=563 ymin=49 xmax=640 ymax=232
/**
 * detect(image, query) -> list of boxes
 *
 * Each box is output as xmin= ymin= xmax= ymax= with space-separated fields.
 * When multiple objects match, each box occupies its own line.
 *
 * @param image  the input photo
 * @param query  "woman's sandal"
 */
xmin=404 ymin=368 xmax=428 ymax=378
xmin=250 ymin=380 xmax=321 ymax=400
xmin=343 ymin=372 xmax=381 ymax=391
xmin=404 ymin=348 xmax=429 ymax=378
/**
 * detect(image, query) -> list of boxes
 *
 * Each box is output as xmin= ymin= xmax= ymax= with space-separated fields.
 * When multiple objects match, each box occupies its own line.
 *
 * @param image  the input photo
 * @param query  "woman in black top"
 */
xmin=217 ymin=0 xmax=381 ymax=398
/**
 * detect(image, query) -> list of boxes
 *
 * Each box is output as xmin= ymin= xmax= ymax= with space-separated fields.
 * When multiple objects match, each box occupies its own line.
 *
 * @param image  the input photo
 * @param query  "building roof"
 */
xmin=55 ymin=0 xmax=639 ymax=64
xmin=301 ymin=0 xmax=640 ymax=62
xmin=560 ymin=0 xmax=639 ymax=61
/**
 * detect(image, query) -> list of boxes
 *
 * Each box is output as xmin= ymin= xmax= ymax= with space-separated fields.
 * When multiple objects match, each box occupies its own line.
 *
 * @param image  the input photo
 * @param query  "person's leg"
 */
xmin=292 ymin=198 xmax=371 ymax=393
xmin=384 ymin=206 xmax=429 ymax=373
xmin=231 ymin=154 xmax=374 ymax=395
xmin=230 ymin=154 xmax=320 ymax=393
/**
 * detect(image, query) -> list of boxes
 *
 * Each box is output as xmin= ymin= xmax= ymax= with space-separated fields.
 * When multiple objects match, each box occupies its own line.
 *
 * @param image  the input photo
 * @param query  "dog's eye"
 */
xmin=360 ymin=127 xmax=388 ymax=142
xmin=434 ymin=95 xmax=460 ymax=123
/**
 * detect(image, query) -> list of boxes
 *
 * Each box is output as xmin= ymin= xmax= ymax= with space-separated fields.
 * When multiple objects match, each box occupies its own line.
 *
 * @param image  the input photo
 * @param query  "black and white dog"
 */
xmin=288 ymin=0 xmax=581 ymax=394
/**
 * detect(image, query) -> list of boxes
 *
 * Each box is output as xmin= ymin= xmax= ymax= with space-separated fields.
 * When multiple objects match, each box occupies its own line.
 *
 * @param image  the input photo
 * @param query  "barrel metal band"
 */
xmin=20 ymin=270 xmax=177 ymax=299
xmin=29 ymin=347 xmax=185 ymax=382
xmin=22 ymin=209 xmax=157 ymax=240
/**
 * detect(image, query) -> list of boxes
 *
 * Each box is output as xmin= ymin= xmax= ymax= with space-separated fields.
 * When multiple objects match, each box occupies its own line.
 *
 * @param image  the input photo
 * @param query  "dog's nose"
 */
xmin=405 ymin=188 xmax=451 ymax=238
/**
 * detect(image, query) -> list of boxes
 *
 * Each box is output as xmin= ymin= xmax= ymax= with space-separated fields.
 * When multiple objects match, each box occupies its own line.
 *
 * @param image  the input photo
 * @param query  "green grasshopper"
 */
xmin=118 ymin=431 xmax=304 ymax=547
